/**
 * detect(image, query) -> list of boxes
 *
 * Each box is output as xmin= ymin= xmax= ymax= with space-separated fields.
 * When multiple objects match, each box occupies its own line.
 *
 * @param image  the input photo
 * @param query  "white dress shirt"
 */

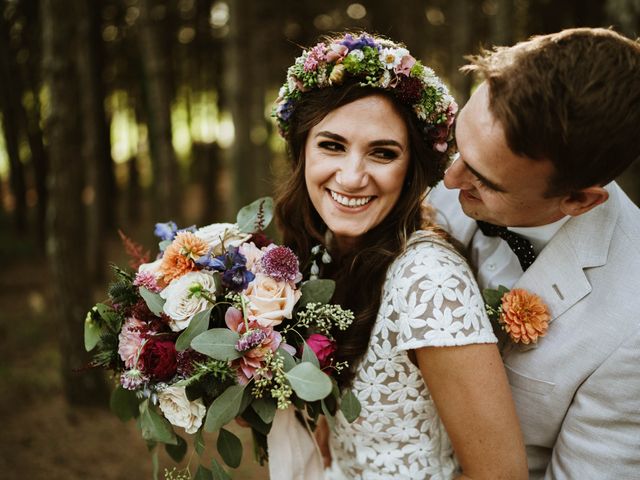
xmin=472 ymin=216 xmax=571 ymax=290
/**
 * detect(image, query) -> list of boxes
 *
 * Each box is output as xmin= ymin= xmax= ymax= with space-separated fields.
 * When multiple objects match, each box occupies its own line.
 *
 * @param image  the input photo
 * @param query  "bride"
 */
xmin=272 ymin=32 xmax=527 ymax=479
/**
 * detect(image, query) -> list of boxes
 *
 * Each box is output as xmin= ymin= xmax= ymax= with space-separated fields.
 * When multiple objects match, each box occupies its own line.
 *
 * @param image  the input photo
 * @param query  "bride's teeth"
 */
xmin=330 ymin=190 xmax=371 ymax=208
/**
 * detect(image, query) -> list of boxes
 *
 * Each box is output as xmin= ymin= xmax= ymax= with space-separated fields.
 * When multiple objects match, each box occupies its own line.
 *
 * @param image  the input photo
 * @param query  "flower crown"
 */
xmin=273 ymin=33 xmax=458 ymax=153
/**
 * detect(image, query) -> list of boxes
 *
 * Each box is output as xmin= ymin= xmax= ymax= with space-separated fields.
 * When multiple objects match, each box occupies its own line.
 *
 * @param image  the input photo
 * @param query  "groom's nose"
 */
xmin=443 ymin=154 xmax=469 ymax=190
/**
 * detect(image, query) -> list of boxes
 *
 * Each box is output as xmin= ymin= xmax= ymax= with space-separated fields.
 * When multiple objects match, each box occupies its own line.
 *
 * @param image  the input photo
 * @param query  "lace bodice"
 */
xmin=326 ymin=232 xmax=497 ymax=480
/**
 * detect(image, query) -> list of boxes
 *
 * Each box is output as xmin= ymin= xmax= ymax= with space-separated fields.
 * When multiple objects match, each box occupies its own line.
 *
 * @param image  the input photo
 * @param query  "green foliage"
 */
xmin=340 ymin=389 xmax=361 ymax=423
xmin=251 ymin=397 xmax=276 ymax=424
xmin=90 ymin=330 xmax=121 ymax=368
xmin=110 ymin=385 xmax=140 ymax=421
xmin=236 ymin=196 xmax=273 ymax=233
xmin=216 ymin=428 xmax=243 ymax=468
xmin=108 ymin=265 xmax=138 ymax=307
xmin=285 ymin=362 xmax=332 ymax=402
xmin=191 ymin=328 xmax=242 ymax=361
xmin=140 ymin=287 xmax=166 ymax=317
xmin=203 ymin=384 xmax=246 ymax=433
xmin=194 ymin=465 xmax=213 ymax=480
xmin=210 ymin=458 xmax=231 ymax=480
xmin=139 ymin=400 xmax=177 ymax=445
xmin=195 ymin=428 xmax=206 ymax=456
xmin=175 ymin=308 xmax=212 ymax=351
xmin=165 ymin=434 xmax=188 ymax=463
xmin=298 ymin=279 xmax=335 ymax=307
xmin=301 ymin=341 xmax=320 ymax=367
xmin=483 ymin=285 xmax=510 ymax=322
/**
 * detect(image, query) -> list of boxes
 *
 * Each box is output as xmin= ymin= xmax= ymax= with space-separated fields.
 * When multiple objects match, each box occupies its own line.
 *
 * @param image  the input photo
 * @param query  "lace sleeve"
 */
xmin=391 ymin=239 xmax=497 ymax=351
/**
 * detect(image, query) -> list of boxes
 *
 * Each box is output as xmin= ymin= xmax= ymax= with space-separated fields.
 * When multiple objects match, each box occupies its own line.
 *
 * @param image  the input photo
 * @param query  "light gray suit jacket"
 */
xmin=429 ymin=182 xmax=640 ymax=479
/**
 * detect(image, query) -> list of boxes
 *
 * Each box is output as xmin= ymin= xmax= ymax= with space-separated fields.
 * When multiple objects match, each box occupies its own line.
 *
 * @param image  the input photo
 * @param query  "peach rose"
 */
xmin=243 ymin=273 xmax=300 ymax=327
xmin=500 ymin=288 xmax=550 ymax=344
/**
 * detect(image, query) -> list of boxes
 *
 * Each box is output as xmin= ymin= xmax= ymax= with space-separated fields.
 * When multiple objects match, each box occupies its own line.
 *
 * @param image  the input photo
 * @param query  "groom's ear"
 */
xmin=559 ymin=186 xmax=609 ymax=217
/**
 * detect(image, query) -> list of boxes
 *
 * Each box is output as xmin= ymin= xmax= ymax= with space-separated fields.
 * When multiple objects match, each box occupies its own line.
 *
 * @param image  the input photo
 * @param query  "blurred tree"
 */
xmin=0 ymin=10 xmax=28 ymax=233
xmin=448 ymin=0 xmax=475 ymax=104
xmin=42 ymin=0 xmax=108 ymax=405
xmin=139 ymin=0 xmax=179 ymax=221
xmin=77 ymin=0 xmax=115 ymax=282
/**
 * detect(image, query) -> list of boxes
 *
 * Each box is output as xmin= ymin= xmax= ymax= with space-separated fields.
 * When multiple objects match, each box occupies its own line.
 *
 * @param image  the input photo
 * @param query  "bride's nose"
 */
xmin=335 ymin=156 xmax=368 ymax=191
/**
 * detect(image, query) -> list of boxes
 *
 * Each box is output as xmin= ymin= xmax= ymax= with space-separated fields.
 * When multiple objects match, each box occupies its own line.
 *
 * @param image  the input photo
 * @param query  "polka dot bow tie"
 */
xmin=477 ymin=220 xmax=537 ymax=271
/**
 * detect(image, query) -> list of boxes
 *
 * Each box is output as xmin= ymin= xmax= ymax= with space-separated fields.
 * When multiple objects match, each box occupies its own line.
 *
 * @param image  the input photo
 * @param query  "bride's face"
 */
xmin=304 ymin=95 xmax=410 ymax=250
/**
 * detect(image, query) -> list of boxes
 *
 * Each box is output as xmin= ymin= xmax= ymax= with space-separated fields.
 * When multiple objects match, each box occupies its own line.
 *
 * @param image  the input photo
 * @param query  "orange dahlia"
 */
xmin=500 ymin=288 xmax=550 ymax=344
xmin=159 ymin=232 xmax=209 ymax=284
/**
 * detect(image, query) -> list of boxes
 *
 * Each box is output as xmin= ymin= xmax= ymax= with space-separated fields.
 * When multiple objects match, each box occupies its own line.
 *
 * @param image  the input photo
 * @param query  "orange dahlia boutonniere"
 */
xmin=484 ymin=286 xmax=550 ymax=344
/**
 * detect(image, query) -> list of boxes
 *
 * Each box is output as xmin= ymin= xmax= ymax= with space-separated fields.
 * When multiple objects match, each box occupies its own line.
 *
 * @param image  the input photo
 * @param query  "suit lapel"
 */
xmin=510 ymin=184 xmax=620 ymax=351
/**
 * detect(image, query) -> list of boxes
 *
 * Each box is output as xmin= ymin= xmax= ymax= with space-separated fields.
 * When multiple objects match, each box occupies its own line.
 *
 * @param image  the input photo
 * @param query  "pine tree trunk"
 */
xmin=139 ymin=0 xmax=178 ymax=221
xmin=42 ymin=0 xmax=108 ymax=406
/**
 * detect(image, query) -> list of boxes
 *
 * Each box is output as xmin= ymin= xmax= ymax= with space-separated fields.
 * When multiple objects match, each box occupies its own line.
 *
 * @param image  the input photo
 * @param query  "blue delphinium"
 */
xmin=197 ymin=246 xmax=254 ymax=292
xmin=154 ymin=221 xmax=178 ymax=241
xmin=340 ymin=33 xmax=378 ymax=51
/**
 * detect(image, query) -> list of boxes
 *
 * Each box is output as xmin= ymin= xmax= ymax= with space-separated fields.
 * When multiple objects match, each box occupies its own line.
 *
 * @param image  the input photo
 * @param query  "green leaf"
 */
xmin=277 ymin=347 xmax=297 ymax=372
xmin=194 ymin=465 xmax=214 ymax=480
xmin=210 ymin=458 xmax=232 ymax=480
xmin=241 ymin=406 xmax=271 ymax=436
xmin=299 ymin=279 xmax=335 ymax=307
xmin=139 ymin=400 xmax=177 ymax=445
xmin=84 ymin=314 xmax=103 ymax=351
xmin=165 ymin=434 xmax=188 ymax=463
xmin=340 ymin=389 xmax=361 ymax=423
xmin=195 ymin=428 xmax=206 ymax=456
xmin=217 ymin=428 xmax=243 ymax=468
xmin=285 ymin=362 xmax=332 ymax=401
xmin=95 ymin=303 xmax=118 ymax=322
xmin=151 ymin=449 xmax=159 ymax=480
xmin=482 ymin=288 xmax=503 ymax=307
xmin=251 ymin=397 xmax=276 ymax=424
xmin=110 ymin=386 xmax=140 ymax=421
xmin=204 ymin=384 xmax=246 ymax=432
xmin=192 ymin=329 xmax=242 ymax=361
xmin=236 ymin=196 xmax=274 ymax=233
xmin=175 ymin=308 xmax=212 ymax=351
xmin=159 ymin=240 xmax=172 ymax=251
xmin=302 ymin=341 xmax=320 ymax=367
xmin=321 ymin=399 xmax=336 ymax=431
xmin=140 ymin=287 xmax=165 ymax=316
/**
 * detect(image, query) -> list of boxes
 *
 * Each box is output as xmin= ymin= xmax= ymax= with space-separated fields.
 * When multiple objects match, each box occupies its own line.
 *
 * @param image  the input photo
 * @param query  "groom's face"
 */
xmin=443 ymin=83 xmax=566 ymax=227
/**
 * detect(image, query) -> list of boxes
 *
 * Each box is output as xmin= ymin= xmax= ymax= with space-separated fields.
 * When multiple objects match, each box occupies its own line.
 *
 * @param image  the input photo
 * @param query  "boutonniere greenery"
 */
xmin=483 ymin=286 xmax=550 ymax=345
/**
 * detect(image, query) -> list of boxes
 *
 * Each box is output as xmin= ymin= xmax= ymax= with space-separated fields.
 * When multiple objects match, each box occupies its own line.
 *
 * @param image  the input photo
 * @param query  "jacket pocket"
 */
xmin=505 ymin=365 xmax=556 ymax=395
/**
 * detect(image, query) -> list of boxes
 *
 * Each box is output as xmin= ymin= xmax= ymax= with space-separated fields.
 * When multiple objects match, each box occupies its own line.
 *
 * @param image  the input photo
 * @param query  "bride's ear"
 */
xmin=559 ymin=186 xmax=609 ymax=217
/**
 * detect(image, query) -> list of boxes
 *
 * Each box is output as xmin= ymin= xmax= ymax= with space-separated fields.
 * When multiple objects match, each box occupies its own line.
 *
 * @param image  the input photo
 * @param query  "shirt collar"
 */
xmin=508 ymin=216 xmax=571 ymax=255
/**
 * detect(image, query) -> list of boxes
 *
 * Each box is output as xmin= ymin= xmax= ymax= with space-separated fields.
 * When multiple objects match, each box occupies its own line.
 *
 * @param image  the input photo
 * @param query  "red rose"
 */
xmin=306 ymin=334 xmax=336 ymax=368
xmin=140 ymin=338 xmax=177 ymax=381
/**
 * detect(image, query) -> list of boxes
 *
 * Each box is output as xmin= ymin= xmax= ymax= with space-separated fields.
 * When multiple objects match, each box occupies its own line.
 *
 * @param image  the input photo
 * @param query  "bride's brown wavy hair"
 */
xmin=275 ymin=81 xmax=448 ymax=388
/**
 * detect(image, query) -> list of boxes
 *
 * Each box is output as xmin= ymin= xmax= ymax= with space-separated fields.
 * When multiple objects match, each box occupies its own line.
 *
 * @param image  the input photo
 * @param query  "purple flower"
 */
xmin=154 ymin=221 xmax=178 ymax=241
xmin=235 ymin=329 xmax=268 ymax=352
xmin=277 ymin=100 xmax=295 ymax=122
xmin=261 ymin=246 xmax=300 ymax=282
xmin=340 ymin=33 xmax=378 ymax=51
xmin=202 ymin=246 xmax=255 ymax=291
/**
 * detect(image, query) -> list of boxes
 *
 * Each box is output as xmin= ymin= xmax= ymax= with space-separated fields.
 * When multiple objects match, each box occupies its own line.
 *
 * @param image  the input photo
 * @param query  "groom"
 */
xmin=429 ymin=28 xmax=640 ymax=478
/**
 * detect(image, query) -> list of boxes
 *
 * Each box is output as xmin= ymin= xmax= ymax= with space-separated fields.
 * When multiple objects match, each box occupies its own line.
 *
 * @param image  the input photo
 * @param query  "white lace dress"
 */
xmin=325 ymin=232 xmax=497 ymax=480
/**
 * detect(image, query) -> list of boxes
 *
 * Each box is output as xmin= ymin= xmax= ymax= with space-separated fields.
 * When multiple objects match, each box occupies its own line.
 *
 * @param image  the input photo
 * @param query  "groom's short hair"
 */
xmin=463 ymin=28 xmax=640 ymax=196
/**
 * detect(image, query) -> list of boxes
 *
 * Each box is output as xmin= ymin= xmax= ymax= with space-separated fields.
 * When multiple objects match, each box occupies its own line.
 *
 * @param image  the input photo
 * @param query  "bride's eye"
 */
xmin=318 ymin=141 xmax=344 ymax=152
xmin=371 ymin=148 xmax=400 ymax=161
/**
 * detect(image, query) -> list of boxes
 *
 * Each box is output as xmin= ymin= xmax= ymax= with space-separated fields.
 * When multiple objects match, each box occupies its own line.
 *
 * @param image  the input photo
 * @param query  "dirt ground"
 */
xmin=0 ymin=225 xmax=268 ymax=480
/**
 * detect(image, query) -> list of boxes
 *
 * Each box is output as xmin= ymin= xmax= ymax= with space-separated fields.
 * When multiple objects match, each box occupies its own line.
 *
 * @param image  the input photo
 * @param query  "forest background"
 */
xmin=1 ymin=0 xmax=639 ymax=479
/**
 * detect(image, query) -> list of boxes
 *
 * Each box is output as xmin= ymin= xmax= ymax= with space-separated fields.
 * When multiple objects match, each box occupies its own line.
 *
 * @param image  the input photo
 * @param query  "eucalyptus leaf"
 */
xmin=236 ymin=197 xmax=274 ymax=233
xmin=285 ymin=362 xmax=332 ymax=401
xmin=217 ymin=428 xmax=243 ymax=468
xmin=151 ymin=448 xmax=159 ymax=480
xmin=140 ymin=287 xmax=165 ymax=316
xmin=192 ymin=328 xmax=242 ymax=361
xmin=340 ymin=389 xmax=362 ymax=423
xmin=165 ymin=434 xmax=188 ymax=463
xmin=299 ymin=279 xmax=335 ymax=307
xmin=204 ymin=384 xmax=246 ymax=432
xmin=210 ymin=458 xmax=231 ymax=480
xmin=251 ymin=397 xmax=276 ymax=424
xmin=321 ymin=399 xmax=336 ymax=431
xmin=194 ymin=465 xmax=213 ymax=480
xmin=139 ymin=401 xmax=177 ymax=445
xmin=302 ymin=341 xmax=320 ymax=367
xmin=277 ymin=347 xmax=297 ymax=372
xmin=84 ymin=315 xmax=103 ymax=351
xmin=195 ymin=428 xmax=206 ymax=456
xmin=110 ymin=386 xmax=140 ymax=421
xmin=175 ymin=308 xmax=212 ymax=351
xmin=241 ymin=406 xmax=271 ymax=436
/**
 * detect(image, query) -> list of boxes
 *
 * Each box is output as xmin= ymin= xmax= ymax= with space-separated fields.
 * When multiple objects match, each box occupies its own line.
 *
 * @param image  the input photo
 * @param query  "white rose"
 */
xmin=194 ymin=223 xmax=251 ymax=255
xmin=160 ymin=271 xmax=216 ymax=331
xmin=244 ymin=273 xmax=301 ymax=327
xmin=158 ymin=386 xmax=206 ymax=435
xmin=138 ymin=258 xmax=162 ymax=277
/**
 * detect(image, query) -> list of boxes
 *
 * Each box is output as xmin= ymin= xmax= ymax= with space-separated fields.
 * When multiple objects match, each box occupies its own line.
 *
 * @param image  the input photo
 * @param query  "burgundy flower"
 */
xmin=176 ymin=349 xmax=208 ymax=377
xmin=261 ymin=246 xmax=300 ymax=282
xmin=395 ymin=76 xmax=423 ymax=105
xmin=139 ymin=338 xmax=178 ymax=381
xmin=306 ymin=334 xmax=336 ymax=368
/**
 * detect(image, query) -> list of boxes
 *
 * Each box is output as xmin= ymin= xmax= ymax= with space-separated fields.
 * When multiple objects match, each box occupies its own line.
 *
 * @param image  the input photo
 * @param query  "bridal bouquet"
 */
xmin=84 ymin=198 xmax=360 ymax=478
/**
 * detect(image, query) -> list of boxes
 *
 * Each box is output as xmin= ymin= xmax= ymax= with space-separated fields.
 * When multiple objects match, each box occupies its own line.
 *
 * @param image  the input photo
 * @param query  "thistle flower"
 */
xmin=261 ymin=246 xmax=300 ymax=283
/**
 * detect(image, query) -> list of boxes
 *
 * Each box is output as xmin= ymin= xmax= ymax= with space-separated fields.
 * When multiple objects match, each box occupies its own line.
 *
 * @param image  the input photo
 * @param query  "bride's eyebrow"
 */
xmin=314 ymin=131 xmax=404 ymax=150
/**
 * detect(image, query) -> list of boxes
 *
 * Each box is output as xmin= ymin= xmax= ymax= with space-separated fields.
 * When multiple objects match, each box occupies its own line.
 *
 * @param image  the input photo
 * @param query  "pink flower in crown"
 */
xmin=326 ymin=43 xmax=349 ymax=63
xmin=225 ymin=307 xmax=282 ymax=385
xmin=118 ymin=317 xmax=147 ymax=368
xmin=303 ymin=43 xmax=328 ymax=72
xmin=133 ymin=270 xmax=161 ymax=293
xmin=394 ymin=54 xmax=416 ymax=76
